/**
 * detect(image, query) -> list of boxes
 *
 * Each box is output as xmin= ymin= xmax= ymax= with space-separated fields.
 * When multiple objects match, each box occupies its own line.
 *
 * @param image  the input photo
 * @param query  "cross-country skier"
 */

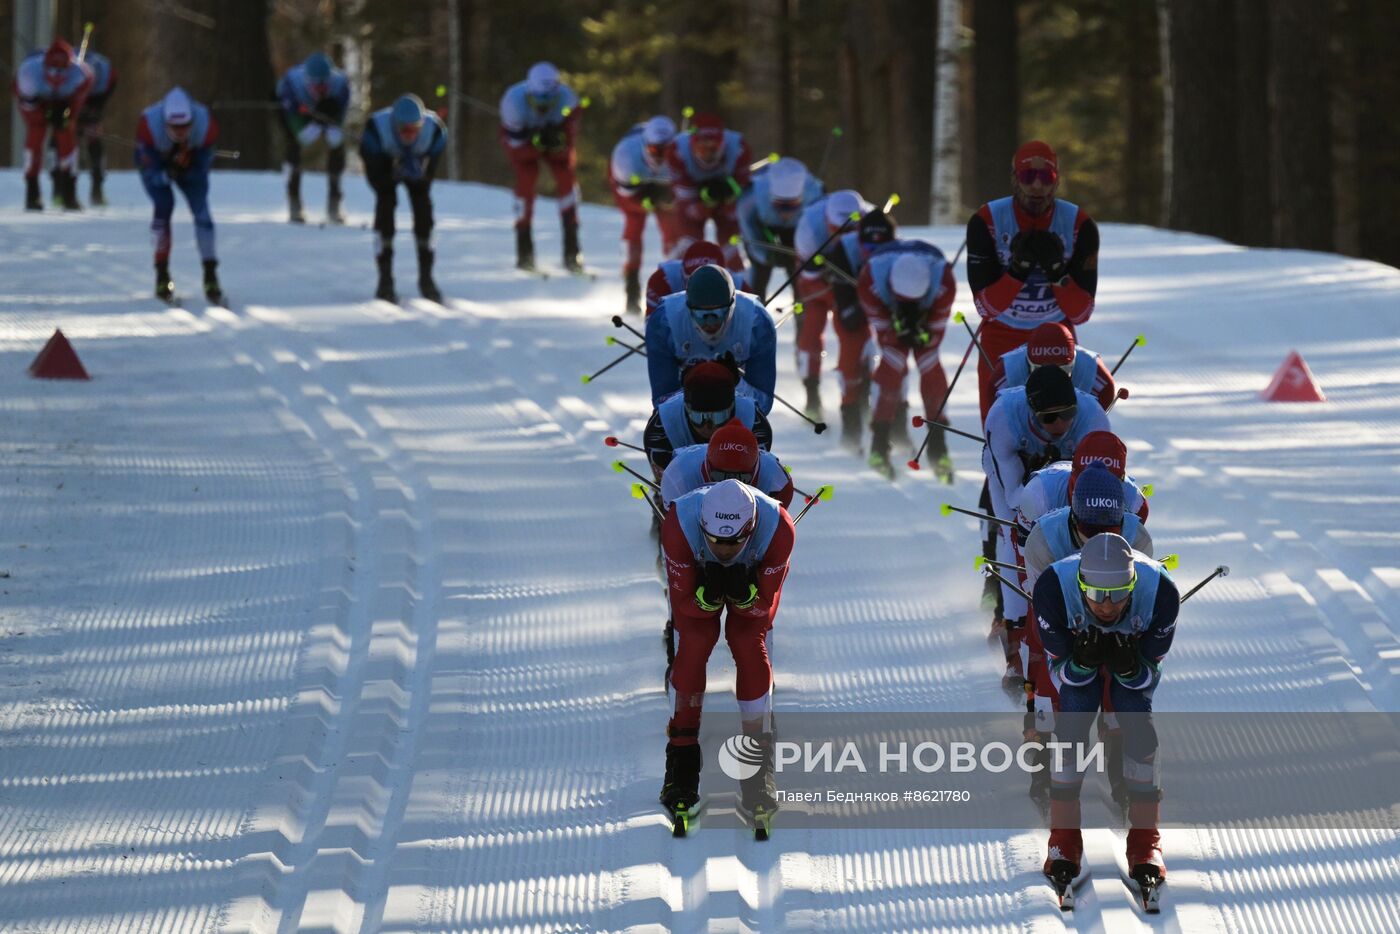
xmin=646 ymin=265 xmax=777 ymax=414
xmin=359 ymin=93 xmax=448 ymax=302
xmin=134 ymin=87 xmax=223 ymax=304
xmin=659 ymin=479 xmax=795 ymax=834
xmin=645 ymin=241 xmax=752 ymax=318
xmin=76 ymin=49 xmax=115 ymax=206
xmin=1034 ymin=532 xmax=1177 ymax=902
xmin=859 ymin=239 xmax=957 ymax=480
xmin=983 ymin=365 xmax=1109 ymax=694
xmin=736 ymin=156 xmax=823 ymax=298
xmin=276 ymin=51 xmax=351 ymax=225
xmin=1019 ymin=465 xmax=1154 ymax=807
xmin=644 ymin=361 xmax=773 ymax=477
xmin=791 ymin=190 xmax=873 ymax=422
xmin=666 ymin=113 xmax=752 ymax=271
xmin=13 ymin=39 xmax=92 ymax=210
xmin=612 ymin=115 xmax=680 ymax=312
xmin=500 ymin=62 xmax=582 ymax=272
xmin=991 ymin=322 xmax=1116 ymax=415
xmin=660 ymin=420 xmax=794 ymax=509
xmin=967 ymin=141 xmax=1099 ymax=423
xmin=1014 ymin=429 xmax=1149 ymax=531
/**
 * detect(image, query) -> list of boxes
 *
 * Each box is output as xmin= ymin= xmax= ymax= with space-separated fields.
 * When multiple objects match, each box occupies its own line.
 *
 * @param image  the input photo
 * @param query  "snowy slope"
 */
xmin=0 ymin=169 xmax=1397 ymax=933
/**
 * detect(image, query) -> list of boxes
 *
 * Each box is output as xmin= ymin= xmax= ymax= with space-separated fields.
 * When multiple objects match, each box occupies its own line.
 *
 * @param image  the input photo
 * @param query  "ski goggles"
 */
xmin=1035 ymin=405 xmax=1076 ymax=426
xmin=708 ymin=465 xmax=756 ymax=483
xmin=1078 ymin=571 xmax=1136 ymax=605
xmin=687 ymin=404 xmax=734 ymax=428
xmin=1016 ymin=166 xmax=1058 ymax=187
xmin=1029 ymin=361 xmax=1075 ymax=377
xmin=396 ymin=122 xmax=423 ymax=144
xmin=689 ymin=303 xmax=731 ymax=330
xmin=1076 ymin=521 xmax=1123 ymax=540
xmin=703 ymin=524 xmax=754 ymax=547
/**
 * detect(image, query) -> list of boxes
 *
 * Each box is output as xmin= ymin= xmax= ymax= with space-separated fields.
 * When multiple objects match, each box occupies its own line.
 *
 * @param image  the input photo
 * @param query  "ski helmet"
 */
xmin=706 ymin=421 xmax=760 ymax=481
xmin=162 ymin=87 xmax=194 ymax=128
xmin=682 ymin=241 xmax=726 ymax=279
xmin=686 ymin=265 xmax=736 ymax=332
xmin=823 ymin=190 xmax=862 ymax=232
xmin=526 ymin=61 xmax=560 ymax=98
xmin=1027 ymin=322 xmax=1075 ymax=370
xmin=44 ymin=39 xmax=73 ymax=71
xmin=858 ymin=209 xmax=896 ymax=248
xmin=700 ymin=478 xmax=757 ymax=542
xmin=1025 ymin=365 xmax=1076 ymax=416
xmin=889 ymin=253 xmax=931 ymax=300
xmin=1072 ymin=464 xmax=1125 ymax=532
xmin=304 ymin=52 xmax=333 ymax=83
xmin=391 ymin=93 xmax=426 ymax=143
xmin=768 ymin=157 xmax=809 ymax=203
xmin=1077 ymin=532 xmax=1136 ymax=610
xmin=643 ymin=115 xmax=676 ymax=146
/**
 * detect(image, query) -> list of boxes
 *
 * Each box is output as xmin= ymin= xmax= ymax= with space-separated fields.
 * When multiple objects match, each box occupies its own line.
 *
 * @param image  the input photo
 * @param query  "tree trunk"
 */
xmin=929 ymin=0 xmax=962 ymax=224
xmin=1350 ymin=0 xmax=1400 ymax=266
xmin=971 ymin=0 xmax=1017 ymax=208
xmin=1231 ymin=0 xmax=1271 ymax=246
xmin=1268 ymin=0 xmax=1333 ymax=250
xmin=1121 ymin=0 xmax=1159 ymax=225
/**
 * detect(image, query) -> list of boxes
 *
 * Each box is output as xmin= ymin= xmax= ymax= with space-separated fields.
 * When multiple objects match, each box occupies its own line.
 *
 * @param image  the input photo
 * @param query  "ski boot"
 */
xmin=840 ymin=402 xmax=863 ymax=453
xmin=25 ymin=176 xmax=43 ymax=212
xmin=659 ymin=741 xmax=703 ymax=836
xmin=375 ymin=249 xmax=397 ymax=302
xmin=417 ymin=240 xmax=443 ymax=302
xmin=737 ymin=732 xmax=778 ymax=840
xmin=56 ymin=170 xmax=81 ymax=211
xmin=155 ymin=261 xmax=175 ymax=303
xmin=1000 ymin=618 xmax=1026 ymax=702
xmin=624 ymin=267 xmax=641 ymax=314
xmin=327 ymin=182 xmax=345 ymax=226
xmin=515 ymin=224 xmax=535 ymax=271
xmin=90 ymin=176 xmax=106 ymax=208
xmin=1046 ymin=796 xmax=1085 ymax=909
xmin=288 ymin=191 xmax=306 ymax=225
xmin=868 ymin=420 xmax=894 ymax=480
xmin=803 ymin=377 xmax=823 ymax=422
xmin=203 ymin=259 xmax=225 ymax=305
xmin=1127 ymin=794 xmax=1166 ymax=912
xmin=926 ymin=418 xmax=955 ymax=484
xmin=563 ymin=218 xmax=583 ymax=273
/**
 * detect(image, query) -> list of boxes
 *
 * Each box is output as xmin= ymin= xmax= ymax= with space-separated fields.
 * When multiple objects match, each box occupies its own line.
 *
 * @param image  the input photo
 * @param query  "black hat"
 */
xmin=1025 ymin=364 xmax=1076 ymax=413
xmin=858 ymin=209 xmax=896 ymax=247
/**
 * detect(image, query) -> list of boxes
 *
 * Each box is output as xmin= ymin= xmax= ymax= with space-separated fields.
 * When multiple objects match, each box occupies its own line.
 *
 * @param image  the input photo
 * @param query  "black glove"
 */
xmin=636 ymin=181 xmax=673 ymax=206
xmin=836 ymin=302 xmax=867 ymax=333
xmin=1008 ymin=232 xmax=1036 ymax=280
xmin=1028 ymin=230 xmax=1068 ymax=283
xmin=720 ymin=562 xmax=756 ymax=604
xmin=699 ymin=176 xmax=737 ymax=206
xmin=1070 ymin=626 xmax=1113 ymax=671
xmin=702 ymin=560 xmax=727 ymax=594
xmin=893 ymin=300 xmax=929 ymax=348
xmin=714 ymin=351 xmax=742 ymax=383
xmin=1107 ymin=633 xmax=1142 ymax=680
xmin=534 ymin=123 xmax=566 ymax=153
xmin=313 ymin=96 xmax=340 ymax=118
xmin=169 ymin=145 xmax=194 ymax=174
xmin=47 ymin=106 xmax=71 ymax=130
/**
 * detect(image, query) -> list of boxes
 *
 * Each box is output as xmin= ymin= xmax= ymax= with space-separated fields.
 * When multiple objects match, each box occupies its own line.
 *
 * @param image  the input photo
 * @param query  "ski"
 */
xmin=1047 ymin=860 xmax=1090 ymax=911
xmin=1130 ymin=866 xmax=1163 ymax=913
xmin=517 ymin=266 xmax=551 ymax=281
xmin=664 ymin=800 xmax=702 ymax=837
xmin=749 ymin=805 xmax=775 ymax=841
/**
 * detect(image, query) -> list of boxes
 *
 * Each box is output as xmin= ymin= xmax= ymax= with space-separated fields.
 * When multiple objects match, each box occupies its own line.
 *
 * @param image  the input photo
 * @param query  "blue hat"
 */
xmin=304 ymin=52 xmax=332 ymax=82
xmin=1072 ymin=463 xmax=1125 ymax=529
xmin=391 ymin=93 xmax=426 ymax=130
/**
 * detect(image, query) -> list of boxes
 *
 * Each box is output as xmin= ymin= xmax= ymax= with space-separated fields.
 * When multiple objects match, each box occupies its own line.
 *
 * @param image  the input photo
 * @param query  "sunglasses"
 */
xmin=397 ymin=124 xmax=422 ymax=144
xmin=1016 ymin=166 xmax=1058 ymax=186
xmin=704 ymin=526 xmax=753 ymax=547
xmin=687 ymin=405 xmax=734 ymax=427
xmin=1036 ymin=406 xmax=1076 ymax=425
xmin=689 ymin=304 xmax=730 ymax=329
xmin=1078 ymin=571 xmax=1136 ymax=605
xmin=1029 ymin=362 xmax=1074 ymax=377
xmin=708 ymin=466 xmax=754 ymax=483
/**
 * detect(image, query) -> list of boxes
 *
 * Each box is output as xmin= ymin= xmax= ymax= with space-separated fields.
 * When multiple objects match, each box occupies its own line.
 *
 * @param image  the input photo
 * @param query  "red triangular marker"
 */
xmin=1261 ymin=350 xmax=1323 ymax=402
xmin=28 ymin=329 xmax=91 ymax=380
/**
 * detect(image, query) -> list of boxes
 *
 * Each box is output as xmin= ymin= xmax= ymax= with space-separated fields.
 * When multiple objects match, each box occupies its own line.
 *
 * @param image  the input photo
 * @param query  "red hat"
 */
xmin=1069 ymin=430 xmax=1127 ymax=498
xmin=706 ymin=420 xmax=759 ymax=476
xmin=44 ymin=39 xmax=73 ymax=70
xmin=692 ymin=112 xmax=725 ymax=141
xmin=1026 ymin=322 xmax=1076 ymax=367
xmin=1012 ymin=140 xmax=1058 ymax=173
xmin=682 ymin=241 xmax=726 ymax=277
xmin=683 ymin=361 xmax=737 ymax=412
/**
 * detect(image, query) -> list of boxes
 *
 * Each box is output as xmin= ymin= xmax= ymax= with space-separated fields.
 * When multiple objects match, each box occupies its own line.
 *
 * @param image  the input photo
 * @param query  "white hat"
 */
xmin=526 ymin=61 xmax=560 ymax=97
xmin=643 ymin=115 xmax=676 ymax=146
xmin=700 ymin=479 xmax=757 ymax=540
xmin=769 ymin=157 xmax=808 ymax=201
xmin=1079 ymin=533 xmax=1136 ymax=589
xmin=890 ymin=253 xmax=931 ymax=299
xmin=824 ymin=190 xmax=862 ymax=230
xmin=163 ymin=86 xmax=194 ymax=126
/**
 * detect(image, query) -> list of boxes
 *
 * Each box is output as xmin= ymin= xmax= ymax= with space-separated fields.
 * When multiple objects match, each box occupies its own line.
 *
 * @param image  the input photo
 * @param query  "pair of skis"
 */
xmin=663 ymin=799 xmax=774 ymax=841
xmin=1049 ymin=860 xmax=1162 ymax=913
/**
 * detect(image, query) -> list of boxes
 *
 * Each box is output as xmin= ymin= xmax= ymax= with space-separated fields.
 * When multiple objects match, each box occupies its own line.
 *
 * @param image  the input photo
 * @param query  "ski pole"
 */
xmin=582 ymin=345 xmax=643 ymax=384
xmin=1179 ymin=565 xmax=1229 ymax=604
xmin=611 ymin=314 xmax=646 ymax=342
xmin=792 ymin=486 xmax=832 ymax=524
xmin=434 ymin=83 xmax=501 ymax=117
xmin=956 ymin=311 xmax=993 ymax=367
xmin=816 ymin=126 xmax=843 ymax=178
xmin=810 ymin=253 xmax=859 ymax=286
xmin=732 ymin=234 xmax=801 ymax=258
xmin=606 ymin=335 xmax=646 ymax=356
xmin=911 ymin=416 xmax=985 ymax=444
xmin=761 ymin=193 xmax=886 ymax=305
xmin=909 ymin=319 xmax=981 ymax=470
xmin=1111 ymin=335 xmax=1146 ymax=376
xmin=1105 ymin=385 xmax=1130 ymax=413
xmin=981 ymin=565 xmax=1031 ymax=601
xmin=949 ymin=237 xmax=968 ymax=267
xmin=939 ymin=502 xmax=1017 ymax=527
xmin=603 ymin=436 xmax=648 ymax=453
xmin=796 ymin=483 xmax=834 ymax=504
xmin=770 ymin=390 xmax=827 ymax=434
xmin=974 ymin=555 xmax=1023 ymax=573
xmin=77 ymin=22 xmax=94 ymax=62
xmin=632 ymin=483 xmax=666 ymax=523
xmin=748 ymin=152 xmax=780 ymax=174
xmin=613 ymin=459 xmax=659 ymax=489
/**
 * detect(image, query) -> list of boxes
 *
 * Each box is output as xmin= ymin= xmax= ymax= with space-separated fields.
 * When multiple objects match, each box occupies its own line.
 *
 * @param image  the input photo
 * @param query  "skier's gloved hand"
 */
xmin=47 ymin=105 xmax=71 ymax=130
xmin=1108 ymin=633 xmax=1142 ymax=681
xmin=714 ymin=351 xmax=743 ymax=384
xmin=169 ymin=145 xmax=194 ymax=173
xmin=694 ymin=585 xmax=723 ymax=612
xmin=894 ymin=300 xmax=930 ymax=348
xmin=1008 ymin=232 xmax=1036 ymax=281
xmin=1029 ymin=230 xmax=1068 ymax=283
xmin=836 ymin=302 xmax=866 ymax=333
xmin=533 ymin=124 xmax=566 ymax=153
xmin=720 ymin=563 xmax=755 ymax=604
xmin=1070 ymin=626 xmax=1111 ymax=671
xmin=698 ymin=177 xmax=738 ymax=206
xmin=297 ymin=121 xmax=322 ymax=145
xmin=702 ymin=560 xmax=727 ymax=593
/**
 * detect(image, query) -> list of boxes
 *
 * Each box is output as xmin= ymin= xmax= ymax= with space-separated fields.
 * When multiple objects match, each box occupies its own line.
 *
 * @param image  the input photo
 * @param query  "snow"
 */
xmin=1 ymin=168 xmax=1397 ymax=932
